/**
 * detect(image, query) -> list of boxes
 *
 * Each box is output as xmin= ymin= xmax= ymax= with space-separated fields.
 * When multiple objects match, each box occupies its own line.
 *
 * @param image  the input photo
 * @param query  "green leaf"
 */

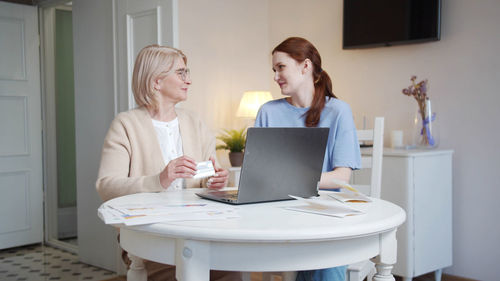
xmin=216 ymin=127 xmax=247 ymax=153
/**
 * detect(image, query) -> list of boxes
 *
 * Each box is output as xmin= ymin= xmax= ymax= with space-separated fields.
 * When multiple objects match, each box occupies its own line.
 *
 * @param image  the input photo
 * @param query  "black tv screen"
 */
xmin=343 ymin=0 xmax=441 ymax=49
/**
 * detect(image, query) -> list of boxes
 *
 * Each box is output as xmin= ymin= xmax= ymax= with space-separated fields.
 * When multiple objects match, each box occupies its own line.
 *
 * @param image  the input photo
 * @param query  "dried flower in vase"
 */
xmin=402 ymin=76 xmax=436 ymax=147
xmin=402 ymin=75 xmax=428 ymax=104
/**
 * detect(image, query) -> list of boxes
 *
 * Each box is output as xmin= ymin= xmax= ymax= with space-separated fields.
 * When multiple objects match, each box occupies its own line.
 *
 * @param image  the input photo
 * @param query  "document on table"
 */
xmin=285 ymin=195 xmax=364 ymax=218
xmin=98 ymin=201 xmax=239 ymax=226
xmin=328 ymin=191 xmax=372 ymax=203
xmin=323 ymin=179 xmax=372 ymax=203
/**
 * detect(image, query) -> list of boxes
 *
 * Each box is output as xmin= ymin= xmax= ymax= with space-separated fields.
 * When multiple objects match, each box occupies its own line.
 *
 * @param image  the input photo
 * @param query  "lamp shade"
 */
xmin=236 ymin=91 xmax=273 ymax=118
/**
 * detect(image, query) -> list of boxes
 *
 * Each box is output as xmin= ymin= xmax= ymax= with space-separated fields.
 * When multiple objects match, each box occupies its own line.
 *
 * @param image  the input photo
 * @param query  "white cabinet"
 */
xmin=353 ymin=148 xmax=453 ymax=281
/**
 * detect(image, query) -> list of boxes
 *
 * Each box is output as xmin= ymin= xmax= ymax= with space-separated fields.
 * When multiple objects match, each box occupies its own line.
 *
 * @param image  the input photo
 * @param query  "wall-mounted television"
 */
xmin=343 ymin=0 xmax=441 ymax=49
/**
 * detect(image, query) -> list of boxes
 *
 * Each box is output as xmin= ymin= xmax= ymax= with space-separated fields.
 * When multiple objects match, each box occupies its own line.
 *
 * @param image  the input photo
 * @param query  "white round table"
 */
xmin=103 ymin=189 xmax=405 ymax=281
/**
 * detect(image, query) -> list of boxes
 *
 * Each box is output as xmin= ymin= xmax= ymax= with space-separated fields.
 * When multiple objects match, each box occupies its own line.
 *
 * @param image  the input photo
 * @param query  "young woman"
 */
xmin=255 ymin=37 xmax=361 ymax=281
xmin=96 ymin=45 xmax=240 ymax=281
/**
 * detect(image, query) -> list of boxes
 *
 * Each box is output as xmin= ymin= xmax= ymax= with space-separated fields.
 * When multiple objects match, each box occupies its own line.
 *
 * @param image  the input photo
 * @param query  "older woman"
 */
xmin=96 ymin=45 xmax=240 ymax=281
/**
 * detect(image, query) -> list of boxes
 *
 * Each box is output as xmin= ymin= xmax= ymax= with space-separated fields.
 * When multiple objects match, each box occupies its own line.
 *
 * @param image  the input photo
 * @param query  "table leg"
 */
xmin=175 ymin=239 xmax=210 ymax=281
xmin=127 ymin=254 xmax=147 ymax=281
xmin=372 ymin=229 xmax=397 ymax=281
xmin=373 ymin=263 xmax=395 ymax=281
xmin=435 ymin=269 xmax=443 ymax=281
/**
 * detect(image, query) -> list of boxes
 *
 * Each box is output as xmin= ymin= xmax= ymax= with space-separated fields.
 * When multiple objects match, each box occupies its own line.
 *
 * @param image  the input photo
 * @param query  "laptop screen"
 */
xmin=236 ymin=127 xmax=329 ymax=203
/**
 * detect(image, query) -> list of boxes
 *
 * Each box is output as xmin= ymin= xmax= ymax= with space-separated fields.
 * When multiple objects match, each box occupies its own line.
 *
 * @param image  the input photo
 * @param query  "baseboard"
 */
xmin=395 ymin=272 xmax=479 ymax=281
xmin=405 ymin=272 xmax=479 ymax=281
xmin=442 ymin=273 xmax=479 ymax=281
xmin=100 ymin=276 xmax=126 ymax=281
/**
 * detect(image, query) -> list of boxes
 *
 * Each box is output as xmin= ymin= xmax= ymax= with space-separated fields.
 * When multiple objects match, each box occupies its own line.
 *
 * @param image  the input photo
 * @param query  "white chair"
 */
xmin=347 ymin=116 xmax=384 ymax=281
xmin=258 ymin=117 xmax=385 ymax=281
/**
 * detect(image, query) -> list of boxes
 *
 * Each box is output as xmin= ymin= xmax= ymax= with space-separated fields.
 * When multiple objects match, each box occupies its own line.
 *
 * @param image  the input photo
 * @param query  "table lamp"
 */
xmin=236 ymin=91 xmax=273 ymax=119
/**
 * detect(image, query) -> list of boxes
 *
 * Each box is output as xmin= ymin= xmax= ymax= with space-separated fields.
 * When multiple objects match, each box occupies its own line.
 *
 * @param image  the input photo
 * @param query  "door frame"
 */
xmin=39 ymin=1 xmax=77 ymax=254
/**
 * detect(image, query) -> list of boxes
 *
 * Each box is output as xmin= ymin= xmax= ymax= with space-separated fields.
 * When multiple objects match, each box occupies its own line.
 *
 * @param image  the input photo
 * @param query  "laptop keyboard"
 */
xmin=209 ymin=190 xmax=238 ymax=200
xmin=225 ymin=190 xmax=238 ymax=200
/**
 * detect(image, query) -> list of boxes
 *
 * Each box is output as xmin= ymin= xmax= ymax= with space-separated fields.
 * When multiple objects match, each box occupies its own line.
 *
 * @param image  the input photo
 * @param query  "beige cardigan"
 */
xmin=96 ymin=107 xmax=217 ymax=202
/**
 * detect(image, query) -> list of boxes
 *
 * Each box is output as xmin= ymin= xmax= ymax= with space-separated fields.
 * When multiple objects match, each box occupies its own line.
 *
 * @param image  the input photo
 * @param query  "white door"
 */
xmin=0 ymin=2 xmax=43 ymax=249
xmin=116 ymin=0 xmax=178 ymax=111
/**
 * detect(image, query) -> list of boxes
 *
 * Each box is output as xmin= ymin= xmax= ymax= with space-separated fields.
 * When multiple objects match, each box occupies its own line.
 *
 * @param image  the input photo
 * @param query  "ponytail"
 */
xmin=306 ymin=69 xmax=335 ymax=127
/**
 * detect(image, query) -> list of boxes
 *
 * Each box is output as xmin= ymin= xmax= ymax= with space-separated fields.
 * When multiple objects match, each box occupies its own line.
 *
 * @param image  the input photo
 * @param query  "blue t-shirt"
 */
xmin=255 ymin=97 xmax=361 ymax=172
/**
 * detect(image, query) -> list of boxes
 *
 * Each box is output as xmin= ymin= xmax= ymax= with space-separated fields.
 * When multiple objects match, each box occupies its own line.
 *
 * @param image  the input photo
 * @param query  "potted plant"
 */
xmin=216 ymin=128 xmax=246 ymax=167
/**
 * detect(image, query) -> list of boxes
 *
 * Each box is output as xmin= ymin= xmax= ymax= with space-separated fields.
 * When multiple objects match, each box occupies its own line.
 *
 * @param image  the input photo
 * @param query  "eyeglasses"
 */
xmin=175 ymin=68 xmax=190 ymax=81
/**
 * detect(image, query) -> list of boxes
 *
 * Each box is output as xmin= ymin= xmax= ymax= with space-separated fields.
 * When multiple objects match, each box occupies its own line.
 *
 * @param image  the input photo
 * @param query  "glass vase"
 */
xmin=412 ymin=99 xmax=439 ymax=148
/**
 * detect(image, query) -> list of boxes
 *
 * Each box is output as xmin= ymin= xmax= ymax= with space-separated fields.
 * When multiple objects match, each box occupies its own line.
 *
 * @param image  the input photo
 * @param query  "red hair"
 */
xmin=273 ymin=37 xmax=336 ymax=127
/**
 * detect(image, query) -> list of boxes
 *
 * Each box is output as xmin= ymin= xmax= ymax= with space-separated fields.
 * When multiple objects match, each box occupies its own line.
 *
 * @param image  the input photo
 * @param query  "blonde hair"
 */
xmin=132 ymin=44 xmax=187 ymax=111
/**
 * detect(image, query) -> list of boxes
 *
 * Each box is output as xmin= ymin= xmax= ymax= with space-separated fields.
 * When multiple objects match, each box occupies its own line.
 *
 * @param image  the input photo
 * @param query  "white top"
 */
xmin=152 ymin=118 xmax=184 ymax=190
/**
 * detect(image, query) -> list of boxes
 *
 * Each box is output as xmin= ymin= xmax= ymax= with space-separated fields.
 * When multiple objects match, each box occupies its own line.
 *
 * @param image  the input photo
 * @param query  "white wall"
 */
xmin=178 ymin=0 xmax=271 ymax=166
xmin=178 ymin=0 xmax=271 ymax=130
xmin=267 ymin=1 xmax=499 ymax=280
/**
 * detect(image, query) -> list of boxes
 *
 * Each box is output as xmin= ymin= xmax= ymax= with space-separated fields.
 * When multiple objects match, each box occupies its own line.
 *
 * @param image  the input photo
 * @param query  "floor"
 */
xmin=0 ymin=243 xmax=117 ymax=281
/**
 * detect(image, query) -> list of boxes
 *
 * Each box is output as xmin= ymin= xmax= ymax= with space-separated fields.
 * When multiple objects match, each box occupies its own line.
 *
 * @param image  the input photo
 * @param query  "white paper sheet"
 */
xmin=98 ymin=201 xmax=239 ymax=226
xmin=328 ymin=191 xmax=372 ymax=203
xmin=285 ymin=195 xmax=364 ymax=218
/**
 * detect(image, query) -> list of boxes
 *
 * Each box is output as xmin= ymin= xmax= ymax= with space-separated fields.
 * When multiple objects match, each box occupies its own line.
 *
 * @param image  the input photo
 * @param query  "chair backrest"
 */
xmin=354 ymin=117 xmax=384 ymax=198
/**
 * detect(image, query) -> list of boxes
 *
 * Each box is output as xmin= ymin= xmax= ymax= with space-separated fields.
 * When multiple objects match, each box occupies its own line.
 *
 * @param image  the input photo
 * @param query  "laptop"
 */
xmin=196 ymin=127 xmax=329 ymax=205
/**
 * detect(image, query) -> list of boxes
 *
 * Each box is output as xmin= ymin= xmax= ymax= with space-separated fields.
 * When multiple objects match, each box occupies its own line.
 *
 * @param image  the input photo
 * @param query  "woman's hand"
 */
xmin=207 ymin=156 xmax=228 ymax=190
xmin=159 ymin=156 xmax=197 ymax=189
xmin=318 ymin=167 xmax=352 ymax=190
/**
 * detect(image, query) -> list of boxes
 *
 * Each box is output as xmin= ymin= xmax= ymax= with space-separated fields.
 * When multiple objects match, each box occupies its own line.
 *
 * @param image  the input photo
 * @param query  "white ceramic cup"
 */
xmin=391 ymin=130 xmax=404 ymax=148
